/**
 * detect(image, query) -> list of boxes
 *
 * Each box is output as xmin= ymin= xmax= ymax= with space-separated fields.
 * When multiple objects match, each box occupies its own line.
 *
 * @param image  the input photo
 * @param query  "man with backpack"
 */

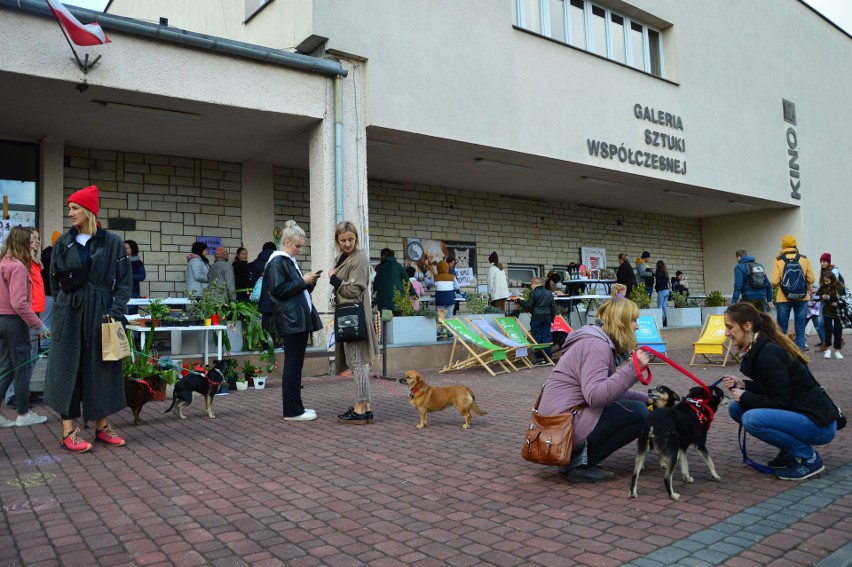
xmin=732 ymin=249 xmax=773 ymax=312
xmin=772 ymin=235 xmax=816 ymax=351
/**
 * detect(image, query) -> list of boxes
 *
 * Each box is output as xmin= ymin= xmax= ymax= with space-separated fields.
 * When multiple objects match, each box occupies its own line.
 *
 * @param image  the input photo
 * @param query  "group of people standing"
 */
xmin=615 ymin=250 xmax=688 ymax=326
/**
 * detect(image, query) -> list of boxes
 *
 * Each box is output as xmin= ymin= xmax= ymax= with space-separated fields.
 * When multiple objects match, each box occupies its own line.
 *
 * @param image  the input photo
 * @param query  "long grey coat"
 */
xmin=44 ymin=228 xmax=131 ymax=420
xmin=333 ymin=248 xmax=379 ymax=372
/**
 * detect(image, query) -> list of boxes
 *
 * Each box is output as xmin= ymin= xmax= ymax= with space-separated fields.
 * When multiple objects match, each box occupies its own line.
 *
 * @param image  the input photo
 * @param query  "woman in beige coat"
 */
xmin=329 ymin=221 xmax=379 ymax=424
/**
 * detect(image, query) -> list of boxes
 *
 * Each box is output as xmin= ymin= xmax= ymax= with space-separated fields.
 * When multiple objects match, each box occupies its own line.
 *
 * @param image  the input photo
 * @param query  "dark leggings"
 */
xmin=824 ymin=316 xmax=843 ymax=349
xmin=281 ymin=331 xmax=308 ymax=417
xmin=584 ymin=398 xmax=649 ymax=466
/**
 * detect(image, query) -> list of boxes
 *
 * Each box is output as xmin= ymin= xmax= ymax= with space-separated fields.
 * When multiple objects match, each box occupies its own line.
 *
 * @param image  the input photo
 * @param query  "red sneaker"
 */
xmin=95 ymin=423 xmax=126 ymax=447
xmin=61 ymin=428 xmax=93 ymax=454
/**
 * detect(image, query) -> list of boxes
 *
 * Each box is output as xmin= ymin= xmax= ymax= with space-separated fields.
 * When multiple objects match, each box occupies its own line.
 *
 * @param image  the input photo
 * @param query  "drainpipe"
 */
xmin=335 ymin=74 xmax=344 ymax=224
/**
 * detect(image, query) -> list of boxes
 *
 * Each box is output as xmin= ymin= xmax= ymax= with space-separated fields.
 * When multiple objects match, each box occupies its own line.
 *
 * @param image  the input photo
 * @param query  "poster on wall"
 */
xmin=403 ymin=238 xmax=477 ymax=287
xmin=0 ymin=211 xmax=36 ymax=251
xmin=197 ymin=236 xmax=222 ymax=255
xmin=581 ymin=247 xmax=607 ymax=271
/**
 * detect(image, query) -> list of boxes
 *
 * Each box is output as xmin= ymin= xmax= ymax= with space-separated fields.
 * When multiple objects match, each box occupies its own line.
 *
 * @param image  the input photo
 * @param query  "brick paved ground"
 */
xmin=0 ymin=346 xmax=849 ymax=566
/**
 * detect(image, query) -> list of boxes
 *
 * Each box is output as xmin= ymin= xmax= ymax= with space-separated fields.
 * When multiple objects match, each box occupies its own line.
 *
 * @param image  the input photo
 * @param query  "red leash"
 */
xmin=631 ymin=346 xmax=712 ymax=396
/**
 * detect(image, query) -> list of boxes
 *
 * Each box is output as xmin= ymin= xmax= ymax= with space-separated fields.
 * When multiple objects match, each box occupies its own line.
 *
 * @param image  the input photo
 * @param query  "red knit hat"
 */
xmin=67 ymin=185 xmax=99 ymax=216
xmin=820 ymin=253 xmax=831 ymax=264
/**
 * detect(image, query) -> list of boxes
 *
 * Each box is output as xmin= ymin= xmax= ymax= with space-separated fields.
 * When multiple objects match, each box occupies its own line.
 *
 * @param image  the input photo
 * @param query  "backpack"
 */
xmin=778 ymin=253 xmax=808 ymax=300
xmin=745 ymin=262 xmax=767 ymax=290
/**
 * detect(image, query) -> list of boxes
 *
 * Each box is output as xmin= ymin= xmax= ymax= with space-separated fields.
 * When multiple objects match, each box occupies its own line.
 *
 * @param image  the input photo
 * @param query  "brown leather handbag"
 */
xmin=521 ymin=386 xmax=584 ymax=466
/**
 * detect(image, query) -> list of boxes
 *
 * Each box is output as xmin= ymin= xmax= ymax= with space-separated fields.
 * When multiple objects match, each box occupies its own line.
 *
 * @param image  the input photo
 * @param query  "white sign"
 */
xmin=455 ymin=267 xmax=475 ymax=286
xmin=581 ymin=247 xmax=607 ymax=271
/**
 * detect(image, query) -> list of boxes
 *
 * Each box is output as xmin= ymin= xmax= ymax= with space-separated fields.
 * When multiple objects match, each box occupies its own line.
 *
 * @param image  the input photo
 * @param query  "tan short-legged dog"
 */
xmin=399 ymin=370 xmax=486 ymax=429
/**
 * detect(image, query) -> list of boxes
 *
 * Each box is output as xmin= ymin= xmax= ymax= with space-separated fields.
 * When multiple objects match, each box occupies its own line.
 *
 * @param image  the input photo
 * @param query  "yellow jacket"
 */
xmin=771 ymin=247 xmax=815 ymax=302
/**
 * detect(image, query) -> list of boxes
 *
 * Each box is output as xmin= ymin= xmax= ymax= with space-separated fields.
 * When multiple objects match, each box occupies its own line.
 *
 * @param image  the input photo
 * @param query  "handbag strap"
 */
xmin=531 ymin=384 xmax=585 ymax=414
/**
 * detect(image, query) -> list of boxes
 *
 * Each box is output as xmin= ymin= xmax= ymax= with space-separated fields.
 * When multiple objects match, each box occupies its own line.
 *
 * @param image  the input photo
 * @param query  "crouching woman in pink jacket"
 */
xmin=537 ymin=297 xmax=652 ymax=483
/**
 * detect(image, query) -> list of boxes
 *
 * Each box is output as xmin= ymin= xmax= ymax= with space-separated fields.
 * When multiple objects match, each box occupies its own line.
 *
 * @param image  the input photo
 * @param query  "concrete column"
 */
xmin=39 ymin=137 xmax=65 ymax=238
xmin=241 ymin=161 xmax=274 ymax=254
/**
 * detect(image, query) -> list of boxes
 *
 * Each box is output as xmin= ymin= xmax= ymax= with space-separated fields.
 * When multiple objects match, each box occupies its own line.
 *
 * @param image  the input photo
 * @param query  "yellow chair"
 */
xmin=690 ymin=315 xmax=740 ymax=367
xmin=440 ymin=318 xmax=513 ymax=376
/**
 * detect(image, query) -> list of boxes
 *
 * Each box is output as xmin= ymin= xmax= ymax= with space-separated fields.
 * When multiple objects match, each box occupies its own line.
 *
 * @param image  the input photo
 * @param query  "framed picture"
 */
xmin=581 ymin=247 xmax=607 ymax=271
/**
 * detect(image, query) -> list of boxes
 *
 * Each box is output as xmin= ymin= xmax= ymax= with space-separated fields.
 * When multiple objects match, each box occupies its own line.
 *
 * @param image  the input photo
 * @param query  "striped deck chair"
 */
xmin=497 ymin=317 xmax=554 ymax=366
xmin=466 ymin=317 xmax=528 ymax=370
xmin=690 ymin=315 xmax=740 ymax=367
xmin=635 ymin=315 xmax=667 ymax=355
xmin=440 ymin=318 xmax=513 ymax=376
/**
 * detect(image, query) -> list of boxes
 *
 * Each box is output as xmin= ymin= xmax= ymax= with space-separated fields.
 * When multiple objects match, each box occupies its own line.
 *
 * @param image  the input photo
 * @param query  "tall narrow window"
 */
xmin=569 ymin=0 xmax=586 ymax=48
xmin=590 ymin=5 xmax=607 ymax=57
xmin=648 ymin=29 xmax=661 ymax=76
xmin=549 ymin=0 xmax=567 ymax=42
xmin=629 ymin=21 xmax=644 ymax=69
xmin=609 ymin=13 xmax=625 ymax=63
xmin=522 ymin=0 xmax=542 ymax=33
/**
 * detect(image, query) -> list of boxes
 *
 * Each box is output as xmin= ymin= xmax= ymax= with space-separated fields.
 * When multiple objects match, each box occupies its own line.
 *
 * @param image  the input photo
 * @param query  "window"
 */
xmin=0 ymin=140 xmax=39 ymax=249
xmin=507 ymin=264 xmax=541 ymax=288
xmin=244 ymin=0 xmax=273 ymax=22
xmin=517 ymin=0 xmax=666 ymax=78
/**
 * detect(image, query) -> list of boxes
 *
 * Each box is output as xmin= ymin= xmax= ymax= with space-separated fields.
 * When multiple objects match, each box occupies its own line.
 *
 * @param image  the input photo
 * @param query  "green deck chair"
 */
xmin=440 ymin=318 xmax=512 ymax=376
xmin=496 ymin=317 xmax=554 ymax=366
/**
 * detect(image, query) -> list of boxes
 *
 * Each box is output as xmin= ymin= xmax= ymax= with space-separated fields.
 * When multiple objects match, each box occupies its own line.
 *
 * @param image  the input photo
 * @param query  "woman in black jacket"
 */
xmin=233 ymin=247 xmax=253 ymax=301
xmin=615 ymin=253 xmax=637 ymax=298
xmin=723 ymin=303 xmax=838 ymax=481
xmin=266 ymin=220 xmax=322 ymax=422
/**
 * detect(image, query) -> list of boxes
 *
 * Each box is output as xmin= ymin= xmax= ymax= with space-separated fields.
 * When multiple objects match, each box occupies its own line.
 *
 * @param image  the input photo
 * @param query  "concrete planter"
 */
xmin=386 ymin=316 xmax=437 ymax=345
xmin=701 ymin=306 xmax=728 ymax=322
xmin=667 ymin=307 xmax=702 ymax=327
xmin=640 ymin=308 xmax=664 ymax=329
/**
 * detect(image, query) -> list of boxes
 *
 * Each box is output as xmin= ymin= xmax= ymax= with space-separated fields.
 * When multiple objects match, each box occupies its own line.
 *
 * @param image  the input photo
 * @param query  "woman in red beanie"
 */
xmin=44 ymin=185 xmax=132 ymax=453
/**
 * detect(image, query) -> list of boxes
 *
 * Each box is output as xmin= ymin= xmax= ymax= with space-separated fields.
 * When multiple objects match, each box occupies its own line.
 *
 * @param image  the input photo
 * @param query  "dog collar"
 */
xmin=685 ymin=397 xmax=715 ymax=426
xmin=409 ymin=385 xmax=421 ymax=399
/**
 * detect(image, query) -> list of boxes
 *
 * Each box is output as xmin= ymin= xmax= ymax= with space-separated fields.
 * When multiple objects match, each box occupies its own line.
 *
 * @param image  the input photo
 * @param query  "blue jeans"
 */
xmin=529 ymin=318 xmax=552 ymax=359
xmin=657 ymin=289 xmax=670 ymax=323
xmin=775 ymin=300 xmax=808 ymax=350
xmin=729 ymin=402 xmax=836 ymax=460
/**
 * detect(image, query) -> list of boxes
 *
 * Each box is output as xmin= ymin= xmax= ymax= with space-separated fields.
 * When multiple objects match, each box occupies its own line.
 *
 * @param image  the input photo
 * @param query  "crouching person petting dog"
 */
xmin=723 ymin=303 xmax=838 ymax=481
xmin=266 ymin=220 xmax=322 ymax=422
xmin=537 ymin=298 xmax=652 ymax=483
xmin=44 ymin=186 xmax=132 ymax=453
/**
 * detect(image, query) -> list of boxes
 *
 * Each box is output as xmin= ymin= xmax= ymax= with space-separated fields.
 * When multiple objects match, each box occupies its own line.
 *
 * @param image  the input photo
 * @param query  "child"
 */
xmin=520 ymin=277 xmax=556 ymax=364
xmin=815 ymin=272 xmax=845 ymax=359
xmin=610 ymin=283 xmax=627 ymax=299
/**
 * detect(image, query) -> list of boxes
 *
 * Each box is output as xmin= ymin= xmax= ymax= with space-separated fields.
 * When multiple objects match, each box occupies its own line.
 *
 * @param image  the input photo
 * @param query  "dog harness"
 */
xmin=684 ymin=396 xmax=715 ymax=427
xmin=133 ymin=379 xmax=156 ymax=397
xmin=409 ymin=385 xmax=422 ymax=399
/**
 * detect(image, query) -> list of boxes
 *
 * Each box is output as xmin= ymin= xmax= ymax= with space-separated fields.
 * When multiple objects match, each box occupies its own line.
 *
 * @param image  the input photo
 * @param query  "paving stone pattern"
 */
xmin=0 ymin=346 xmax=849 ymax=566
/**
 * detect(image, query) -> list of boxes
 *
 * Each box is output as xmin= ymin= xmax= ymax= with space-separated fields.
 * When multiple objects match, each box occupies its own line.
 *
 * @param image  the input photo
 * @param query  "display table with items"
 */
xmin=126 ymin=324 xmax=227 ymax=365
xmin=556 ymin=294 xmax=611 ymax=326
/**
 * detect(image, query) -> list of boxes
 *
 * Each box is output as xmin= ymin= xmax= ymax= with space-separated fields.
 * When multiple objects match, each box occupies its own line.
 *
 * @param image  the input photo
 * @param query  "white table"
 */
xmin=557 ymin=294 xmax=611 ymax=325
xmin=127 ymin=324 xmax=227 ymax=365
xmin=127 ymin=297 xmax=192 ymax=306
xmin=564 ymin=279 xmax=617 ymax=295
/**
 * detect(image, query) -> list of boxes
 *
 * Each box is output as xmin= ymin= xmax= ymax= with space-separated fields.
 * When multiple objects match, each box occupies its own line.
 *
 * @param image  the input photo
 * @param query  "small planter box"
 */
xmin=667 ymin=307 xmax=702 ymax=327
xmin=386 ymin=316 xmax=437 ymax=345
xmin=701 ymin=306 xmax=728 ymax=322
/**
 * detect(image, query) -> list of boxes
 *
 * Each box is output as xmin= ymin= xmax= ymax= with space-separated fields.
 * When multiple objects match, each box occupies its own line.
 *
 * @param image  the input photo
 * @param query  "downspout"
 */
xmin=335 ymin=74 xmax=344 ymax=224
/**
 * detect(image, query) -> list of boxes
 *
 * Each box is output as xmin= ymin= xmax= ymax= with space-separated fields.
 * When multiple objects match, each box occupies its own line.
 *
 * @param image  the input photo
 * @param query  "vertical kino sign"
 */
xmin=783 ymin=99 xmax=801 ymax=200
xmin=586 ymin=104 xmax=686 ymax=175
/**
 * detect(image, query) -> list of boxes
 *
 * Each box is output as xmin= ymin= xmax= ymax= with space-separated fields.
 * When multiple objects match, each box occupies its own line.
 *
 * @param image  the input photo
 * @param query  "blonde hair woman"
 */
xmin=536 ymin=297 xmax=652 ymax=483
xmin=329 ymin=221 xmax=379 ymax=424
xmin=265 ymin=220 xmax=323 ymax=421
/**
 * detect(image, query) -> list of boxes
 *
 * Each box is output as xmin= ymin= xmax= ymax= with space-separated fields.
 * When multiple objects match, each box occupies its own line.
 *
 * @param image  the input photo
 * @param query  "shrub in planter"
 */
xmin=704 ymin=290 xmax=727 ymax=307
xmin=671 ymin=291 xmax=689 ymax=308
xmin=628 ymin=286 xmax=651 ymax=309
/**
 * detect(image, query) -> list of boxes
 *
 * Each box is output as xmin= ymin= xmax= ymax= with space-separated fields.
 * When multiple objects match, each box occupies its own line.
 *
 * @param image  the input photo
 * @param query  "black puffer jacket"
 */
xmin=265 ymin=254 xmax=322 ymax=336
xmin=739 ymin=334 xmax=837 ymax=427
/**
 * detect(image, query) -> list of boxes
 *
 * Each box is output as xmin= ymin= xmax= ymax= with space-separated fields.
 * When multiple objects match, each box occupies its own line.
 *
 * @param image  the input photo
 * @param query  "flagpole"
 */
xmin=50 ymin=10 xmax=97 ymax=73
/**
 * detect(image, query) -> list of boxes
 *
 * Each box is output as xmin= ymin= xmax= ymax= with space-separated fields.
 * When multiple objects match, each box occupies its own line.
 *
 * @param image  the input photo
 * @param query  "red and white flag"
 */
xmin=46 ymin=0 xmax=110 ymax=46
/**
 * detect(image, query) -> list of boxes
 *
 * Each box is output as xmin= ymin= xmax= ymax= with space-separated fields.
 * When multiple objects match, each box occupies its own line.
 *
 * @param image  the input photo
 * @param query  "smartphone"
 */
xmin=315 ymin=270 xmax=323 ymax=274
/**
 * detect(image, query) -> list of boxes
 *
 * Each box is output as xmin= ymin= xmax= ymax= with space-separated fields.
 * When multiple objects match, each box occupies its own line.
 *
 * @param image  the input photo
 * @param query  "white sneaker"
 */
xmin=824 ymin=349 xmax=832 ymax=359
xmin=0 ymin=416 xmax=16 ymax=428
xmin=834 ymin=351 xmax=844 ymax=360
xmin=15 ymin=411 xmax=48 ymax=427
xmin=284 ymin=411 xmax=317 ymax=421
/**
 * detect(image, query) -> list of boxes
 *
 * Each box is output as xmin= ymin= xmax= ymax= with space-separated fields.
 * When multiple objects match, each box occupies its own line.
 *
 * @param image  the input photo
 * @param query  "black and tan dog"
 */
xmin=164 ymin=359 xmax=228 ymax=420
xmin=629 ymin=385 xmax=725 ymax=501
xmin=398 ymin=370 xmax=486 ymax=429
xmin=125 ymin=373 xmax=166 ymax=426
xmin=647 ymin=385 xmax=680 ymax=412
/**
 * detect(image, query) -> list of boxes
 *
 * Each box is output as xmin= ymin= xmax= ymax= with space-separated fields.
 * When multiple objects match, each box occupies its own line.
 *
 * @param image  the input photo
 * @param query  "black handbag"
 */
xmin=53 ymin=264 xmax=90 ymax=293
xmin=335 ymin=303 xmax=367 ymax=342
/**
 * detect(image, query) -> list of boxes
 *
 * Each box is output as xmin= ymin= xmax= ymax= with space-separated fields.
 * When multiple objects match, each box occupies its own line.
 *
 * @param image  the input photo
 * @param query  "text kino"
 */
xmin=787 ymin=127 xmax=801 ymax=200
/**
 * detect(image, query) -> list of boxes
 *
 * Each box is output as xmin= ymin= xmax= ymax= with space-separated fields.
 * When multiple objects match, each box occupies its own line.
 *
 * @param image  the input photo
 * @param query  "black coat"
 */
xmin=252 ymin=249 xmax=274 ymax=314
xmin=233 ymin=259 xmax=253 ymax=301
xmin=521 ymin=286 xmax=556 ymax=321
xmin=739 ymin=334 xmax=837 ymax=427
xmin=44 ymin=228 xmax=131 ymax=420
xmin=616 ymin=260 xmax=637 ymax=296
xmin=266 ymin=255 xmax=322 ymax=335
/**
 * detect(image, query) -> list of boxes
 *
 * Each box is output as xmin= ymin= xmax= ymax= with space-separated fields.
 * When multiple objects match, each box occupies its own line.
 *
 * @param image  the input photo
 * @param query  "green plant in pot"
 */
xmin=628 ymin=286 xmax=651 ymax=309
xmin=392 ymin=280 xmax=416 ymax=316
xmin=147 ymin=299 xmax=170 ymax=326
xmin=671 ymin=290 xmax=689 ymax=308
xmin=704 ymin=290 xmax=727 ymax=307
xmin=466 ymin=291 xmax=503 ymax=315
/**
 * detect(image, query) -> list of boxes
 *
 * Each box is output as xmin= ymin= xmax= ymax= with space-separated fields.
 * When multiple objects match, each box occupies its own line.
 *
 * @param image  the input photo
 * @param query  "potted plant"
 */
xmin=147 ymin=299 xmax=170 ymax=327
xmin=385 ymin=281 xmax=437 ymax=345
xmin=253 ymin=350 xmax=278 ymax=390
xmin=224 ymin=358 xmax=240 ymax=391
xmin=667 ymin=290 xmax=702 ymax=327
xmin=701 ymin=290 xmax=728 ymax=322
xmin=629 ymin=286 xmax=663 ymax=329
xmin=235 ymin=374 xmax=248 ymax=391
xmin=242 ymin=359 xmax=260 ymax=388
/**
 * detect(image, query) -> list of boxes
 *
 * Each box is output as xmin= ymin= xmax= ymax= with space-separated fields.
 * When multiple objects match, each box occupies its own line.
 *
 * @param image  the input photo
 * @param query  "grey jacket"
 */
xmin=44 ymin=228 xmax=131 ymax=420
xmin=208 ymin=258 xmax=235 ymax=303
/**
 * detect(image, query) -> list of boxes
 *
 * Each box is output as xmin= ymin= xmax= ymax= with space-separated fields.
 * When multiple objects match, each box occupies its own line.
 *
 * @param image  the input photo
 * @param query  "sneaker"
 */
xmin=815 ymin=344 xmax=829 ymax=353
xmin=283 ymin=411 xmax=317 ymax=421
xmin=95 ymin=424 xmax=126 ymax=446
xmin=0 ymin=415 xmax=17 ymax=428
xmin=565 ymin=465 xmax=616 ymax=483
xmin=533 ymin=359 xmax=549 ymax=366
xmin=824 ymin=349 xmax=832 ymax=359
xmin=15 ymin=411 xmax=47 ymax=427
xmin=768 ymin=451 xmax=796 ymax=469
xmin=834 ymin=351 xmax=844 ymax=360
xmin=337 ymin=407 xmax=369 ymax=425
xmin=775 ymin=452 xmax=824 ymax=481
xmin=61 ymin=428 xmax=92 ymax=454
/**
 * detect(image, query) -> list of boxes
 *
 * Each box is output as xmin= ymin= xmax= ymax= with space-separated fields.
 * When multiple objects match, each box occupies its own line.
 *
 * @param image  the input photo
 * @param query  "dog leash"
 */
xmin=632 ymin=346 xmax=718 ymax=395
xmin=738 ymin=425 xmax=775 ymax=475
xmin=371 ymin=372 xmax=406 ymax=398
xmin=0 ymin=348 xmax=50 ymax=381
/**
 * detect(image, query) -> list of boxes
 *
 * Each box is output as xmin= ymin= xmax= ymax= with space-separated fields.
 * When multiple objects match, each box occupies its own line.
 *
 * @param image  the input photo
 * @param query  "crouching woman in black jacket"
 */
xmin=722 ymin=303 xmax=838 ymax=481
xmin=266 ymin=220 xmax=322 ymax=422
